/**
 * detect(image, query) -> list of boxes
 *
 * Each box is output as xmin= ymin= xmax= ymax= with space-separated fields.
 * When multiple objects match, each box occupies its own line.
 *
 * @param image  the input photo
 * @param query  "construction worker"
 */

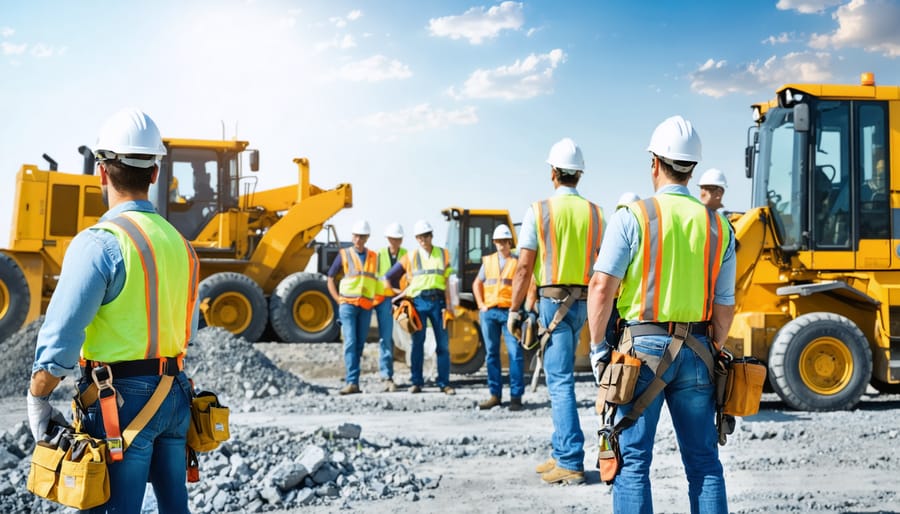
xmin=473 ymin=224 xmax=524 ymax=411
xmin=616 ymin=192 xmax=641 ymax=210
xmin=508 ymin=137 xmax=604 ymax=485
xmin=586 ymin=115 xmax=735 ymax=512
xmin=373 ymin=222 xmax=407 ymax=392
xmin=327 ymin=220 xmax=378 ymax=395
xmin=384 ymin=219 xmax=455 ymax=395
xmin=28 ymin=108 xmax=200 ymax=513
xmin=698 ymin=168 xmax=727 ymax=211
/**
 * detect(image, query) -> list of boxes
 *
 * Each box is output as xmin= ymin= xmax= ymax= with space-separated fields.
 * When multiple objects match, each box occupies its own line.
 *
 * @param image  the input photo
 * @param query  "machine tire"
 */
xmin=450 ymin=321 xmax=486 ymax=375
xmin=0 ymin=253 xmax=30 ymax=343
xmin=198 ymin=272 xmax=267 ymax=342
xmin=768 ymin=312 xmax=871 ymax=411
xmin=870 ymin=378 xmax=900 ymax=395
xmin=269 ymin=272 xmax=340 ymax=342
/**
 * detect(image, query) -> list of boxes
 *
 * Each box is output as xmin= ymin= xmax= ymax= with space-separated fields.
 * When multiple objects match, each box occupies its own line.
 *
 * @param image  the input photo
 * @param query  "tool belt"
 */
xmin=27 ymin=423 xmax=110 ymax=509
xmin=80 ymin=355 xmax=183 ymax=380
xmin=187 ymin=390 xmax=230 ymax=452
xmin=713 ymin=350 xmax=767 ymax=444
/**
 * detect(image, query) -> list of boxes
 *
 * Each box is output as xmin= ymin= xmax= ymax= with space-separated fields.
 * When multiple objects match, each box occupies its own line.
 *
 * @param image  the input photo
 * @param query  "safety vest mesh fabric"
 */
xmin=482 ymin=253 xmax=517 ymax=308
xmin=338 ymin=247 xmax=378 ymax=308
xmin=533 ymin=195 xmax=603 ymax=286
xmin=374 ymin=247 xmax=407 ymax=303
xmin=405 ymin=247 xmax=451 ymax=297
xmin=617 ymin=193 xmax=730 ymax=322
xmin=83 ymin=211 xmax=199 ymax=362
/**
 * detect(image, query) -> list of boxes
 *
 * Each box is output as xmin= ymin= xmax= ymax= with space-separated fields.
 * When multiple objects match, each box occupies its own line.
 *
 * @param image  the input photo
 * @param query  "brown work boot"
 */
xmin=441 ymin=386 xmax=456 ymax=396
xmin=541 ymin=465 xmax=585 ymax=485
xmin=408 ymin=385 xmax=422 ymax=394
xmin=339 ymin=383 xmax=360 ymax=395
xmin=478 ymin=395 xmax=501 ymax=410
xmin=383 ymin=378 xmax=399 ymax=392
xmin=535 ymin=457 xmax=556 ymax=474
xmin=508 ymin=397 xmax=523 ymax=411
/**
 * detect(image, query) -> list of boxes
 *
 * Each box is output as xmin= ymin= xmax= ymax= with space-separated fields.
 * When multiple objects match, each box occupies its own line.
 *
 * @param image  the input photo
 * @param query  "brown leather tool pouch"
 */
xmin=598 ymin=350 xmax=642 ymax=404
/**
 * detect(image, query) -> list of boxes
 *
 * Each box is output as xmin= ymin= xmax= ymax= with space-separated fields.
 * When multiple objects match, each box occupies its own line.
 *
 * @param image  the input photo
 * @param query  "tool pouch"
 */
xmin=597 ymin=429 xmax=622 ymax=485
xmin=722 ymin=358 xmax=767 ymax=417
xmin=598 ymin=350 xmax=642 ymax=404
xmin=393 ymin=298 xmax=422 ymax=334
xmin=187 ymin=391 xmax=230 ymax=452
xmin=27 ymin=427 xmax=110 ymax=510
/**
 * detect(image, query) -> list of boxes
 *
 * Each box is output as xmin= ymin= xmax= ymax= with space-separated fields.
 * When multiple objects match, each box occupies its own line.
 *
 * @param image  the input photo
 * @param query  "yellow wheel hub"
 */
xmin=799 ymin=336 xmax=853 ymax=395
xmin=0 ymin=280 xmax=8 ymax=319
xmin=294 ymin=291 xmax=333 ymax=333
xmin=449 ymin=321 xmax=479 ymax=364
xmin=208 ymin=292 xmax=252 ymax=333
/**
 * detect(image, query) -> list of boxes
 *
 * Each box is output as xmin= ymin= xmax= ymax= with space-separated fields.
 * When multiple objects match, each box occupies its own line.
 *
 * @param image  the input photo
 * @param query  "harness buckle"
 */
xmin=91 ymin=365 xmax=114 ymax=392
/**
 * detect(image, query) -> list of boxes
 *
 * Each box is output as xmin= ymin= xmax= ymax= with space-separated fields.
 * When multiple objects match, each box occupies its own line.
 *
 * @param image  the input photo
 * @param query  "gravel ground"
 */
xmin=2 ymin=323 xmax=899 ymax=513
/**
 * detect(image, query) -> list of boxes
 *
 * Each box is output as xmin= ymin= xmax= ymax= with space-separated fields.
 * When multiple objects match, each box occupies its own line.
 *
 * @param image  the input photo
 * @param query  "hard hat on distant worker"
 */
xmin=413 ymin=219 xmax=434 ymax=236
xmin=492 ymin=224 xmax=513 ymax=241
xmin=351 ymin=220 xmax=371 ymax=236
xmin=698 ymin=168 xmax=728 ymax=190
xmin=546 ymin=137 xmax=585 ymax=173
xmin=616 ymin=192 xmax=641 ymax=209
xmin=384 ymin=222 xmax=404 ymax=239
xmin=647 ymin=115 xmax=702 ymax=172
xmin=94 ymin=108 xmax=167 ymax=168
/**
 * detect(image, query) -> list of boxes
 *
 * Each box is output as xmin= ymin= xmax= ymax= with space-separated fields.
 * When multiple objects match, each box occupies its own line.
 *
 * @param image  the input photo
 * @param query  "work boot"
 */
xmin=382 ymin=378 xmax=399 ymax=393
xmin=339 ymin=383 xmax=360 ymax=395
xmin=441 ymin=386 xmax=456 ymax=396
xmin=508 ymin=397 xmax=523 ymax=411
xmin=541 ymin=465 xmax=585 ymax=485
xmin=535 ymin=457 xmax=556 ymax=474
xmin=408 ymin=385 xmax=422 ymax=394
xmin=478 ymin=395 xmax=501 ymax=410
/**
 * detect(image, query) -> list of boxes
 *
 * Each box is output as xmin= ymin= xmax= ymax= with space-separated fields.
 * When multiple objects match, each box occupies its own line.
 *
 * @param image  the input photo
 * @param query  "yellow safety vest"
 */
xmin=482 ymin=252 xmax=517 ymax=308
xmin=405 ymin=247 xmax=451 ymax=298
xmin=83 ymin=211 xmax=199 ymax=362
xmin=617 ymin=193 xmax=730 ymax=322
xmin=374 ymin=247 xmax=407 ymax=305
xmin=533 ymin=194 xmax=603 ymax=286
xmin=338 ymin=247 xmax=378 ymax=309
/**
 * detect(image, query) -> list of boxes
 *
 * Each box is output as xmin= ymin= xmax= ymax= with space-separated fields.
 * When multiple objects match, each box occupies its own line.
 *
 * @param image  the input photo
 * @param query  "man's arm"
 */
xmin=587 ymin=271 xmax=621 ymax=345
xmin=711 ymin=304 xmax=734 ymax=352
xmin=473 ymin=277 xmax=486 ymax=311
xmin=509 ymin=248 xmax=536 ymax=312
xmin=326 ymin=252 xmax=342 ymax=302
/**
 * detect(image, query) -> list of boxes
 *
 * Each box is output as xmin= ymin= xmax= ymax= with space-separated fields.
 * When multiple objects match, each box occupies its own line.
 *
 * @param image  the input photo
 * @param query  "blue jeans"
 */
xmin=411 ymin=294 xmax=450 ymax=388
xmin=480 ymin=307 xmax=524 ymax=398
xmin=80 ymin=373 xmax=192 ymax=514
xmin=612 ymin=333 xmax=727 ymax=514
xmin=539 ymin=297 xmax=587 ymax=472
xmin=340 ymin=303 xmax=373 ymax=385
xmin=374 ymin=299 xmax=395 ymax=379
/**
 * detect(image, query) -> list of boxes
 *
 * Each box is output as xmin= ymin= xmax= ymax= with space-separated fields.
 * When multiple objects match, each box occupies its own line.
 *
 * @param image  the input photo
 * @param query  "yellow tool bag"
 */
xmin=597 ymin=350 xmax=643 ymax=405
xmin=27 ymin=427 xmax=110 ymax=510
xmin=187 ymin=391 xmax=230 ymax=452
xmin=393 ymin=297 xmax=422 ymax=334
xmin=720 ymin=357 xmax=767 ymax=417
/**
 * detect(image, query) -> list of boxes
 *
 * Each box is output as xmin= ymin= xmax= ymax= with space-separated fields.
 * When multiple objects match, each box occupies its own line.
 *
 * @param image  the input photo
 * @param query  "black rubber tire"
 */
xmin=450 ymin=321 xmax=486 ymax=375
xmin=197 ymin=272 xmax=267 ymax=342
xmin=0 ymin=252 xmax=30 ymax=343
xmin=768 ymin=312 xmax=872 ymax=411
xmin=870 ymin=378 xmax=900 ymax=395
xmin=269 ymin=272 xmax=340 ymax=342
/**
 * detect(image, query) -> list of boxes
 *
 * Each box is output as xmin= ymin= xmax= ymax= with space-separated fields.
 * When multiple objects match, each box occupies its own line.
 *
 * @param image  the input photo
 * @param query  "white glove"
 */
xmin=506 ymin=310 xmax=522 ymax=338
xmin=590 ymin=341 xmax=612 ymax=386
xmin=27 ymin=391 xmax=67 ymax=441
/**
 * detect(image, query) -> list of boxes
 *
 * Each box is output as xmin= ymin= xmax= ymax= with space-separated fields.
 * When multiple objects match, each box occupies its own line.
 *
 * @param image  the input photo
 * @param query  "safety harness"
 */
xmin=529 ymin=285 xmax=587 ymax=391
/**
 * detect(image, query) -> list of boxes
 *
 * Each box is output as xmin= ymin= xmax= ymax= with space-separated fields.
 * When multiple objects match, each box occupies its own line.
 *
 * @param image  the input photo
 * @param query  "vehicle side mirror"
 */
xmin=745 ymin=145 xmax=754 ymax=179
xmin=793 ymin=104 xmax=809 ymax=133
xmin=248 ymin=150 xmax=259 ymax=172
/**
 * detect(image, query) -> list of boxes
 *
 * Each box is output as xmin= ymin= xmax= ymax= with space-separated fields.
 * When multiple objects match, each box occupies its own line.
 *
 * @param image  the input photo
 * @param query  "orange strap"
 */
xmin=92 ymin=366 xmax=124 ymax=461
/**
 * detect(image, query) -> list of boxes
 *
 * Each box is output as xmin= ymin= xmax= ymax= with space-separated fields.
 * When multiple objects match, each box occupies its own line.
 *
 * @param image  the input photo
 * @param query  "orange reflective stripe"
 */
xmin=108 ymin=214 xmax=159 ymax=358
xmin=583 ymin=203 xmax=602 ymax=283
xmin=703 ymin=211 xmax=724 ymax=319
xmin=181 ymin=239 xmax=200 ymax=351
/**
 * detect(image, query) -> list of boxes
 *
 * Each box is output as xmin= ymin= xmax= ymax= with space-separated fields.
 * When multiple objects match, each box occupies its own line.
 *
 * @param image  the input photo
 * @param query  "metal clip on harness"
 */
xmin=91 ymin=365 xmax=124 ymax=461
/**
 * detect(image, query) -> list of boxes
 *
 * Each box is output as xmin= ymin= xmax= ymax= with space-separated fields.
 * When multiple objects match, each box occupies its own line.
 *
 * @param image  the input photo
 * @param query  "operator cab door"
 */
xmin=809 ymin=100 xmax=891 ymax=269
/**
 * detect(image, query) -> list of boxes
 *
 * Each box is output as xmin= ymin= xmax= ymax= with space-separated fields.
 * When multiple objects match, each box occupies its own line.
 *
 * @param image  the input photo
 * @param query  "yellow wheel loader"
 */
xmin=730 ymin=72 xmax=900 ymax=410
xmin=0 ymin=138 xmax=351 ymax=344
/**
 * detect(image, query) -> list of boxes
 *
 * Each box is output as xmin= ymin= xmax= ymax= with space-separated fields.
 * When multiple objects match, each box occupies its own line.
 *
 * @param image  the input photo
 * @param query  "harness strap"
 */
xmin=530 ymin=286 xmax=585 ymax=392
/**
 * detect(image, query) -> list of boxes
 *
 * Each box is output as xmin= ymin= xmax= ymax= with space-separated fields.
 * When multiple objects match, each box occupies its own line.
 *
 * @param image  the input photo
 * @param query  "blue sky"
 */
xmin=3 ymin=0 xmax=900 ymax=248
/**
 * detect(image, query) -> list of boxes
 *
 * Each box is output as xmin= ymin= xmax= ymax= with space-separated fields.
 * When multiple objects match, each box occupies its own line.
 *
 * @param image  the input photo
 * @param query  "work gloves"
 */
xmin=27 ymin=391 xmax=67 ymax=441
xmin=506 ymin=310 xmax=522 ymax=339
xmin=590 ymin=340 xmax=612 ymax=385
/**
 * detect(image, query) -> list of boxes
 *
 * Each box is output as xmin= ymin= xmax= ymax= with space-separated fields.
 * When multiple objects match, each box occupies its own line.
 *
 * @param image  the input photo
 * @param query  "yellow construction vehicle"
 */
xmin=0 ymin=138 xmax=351 ymax=344
xmin=729 ymin=72 xmax=900 ymax=410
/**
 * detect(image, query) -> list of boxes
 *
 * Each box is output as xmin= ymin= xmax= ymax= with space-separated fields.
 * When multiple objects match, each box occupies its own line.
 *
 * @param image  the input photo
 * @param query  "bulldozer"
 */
xmin=0 ymin=138 xmax=351 ymax=344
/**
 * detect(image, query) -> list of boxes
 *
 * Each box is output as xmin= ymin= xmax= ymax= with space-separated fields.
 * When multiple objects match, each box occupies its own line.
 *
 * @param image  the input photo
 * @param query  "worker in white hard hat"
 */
xmin=371 ymin=223 xmax=407 ymax=392
xmin=472 ymin=224 xmax=532 ymax=411
xmin=586 ymin=115 xmax=735 ymax=511
xmin=384 ymin=219 xmax=456 ymax=395
xmin=698 ymin=168 xmax=728 ymax=211
xmin=327 ymin=220 xmax=378 ymax=395
xmin=509 ymin=137 xmax=604 ymax=485
xmin=30 ymin=108 xmax=200 ymax=512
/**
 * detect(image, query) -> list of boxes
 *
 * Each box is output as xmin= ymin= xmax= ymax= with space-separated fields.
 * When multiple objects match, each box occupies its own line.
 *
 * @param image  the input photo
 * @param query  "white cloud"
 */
xmin=449 ymin=48 xmax=565 ymax=100
xmin=347 ymin=10 xmax=362 ymax=21
xmin=690 ymin=52 xmax=833 ymax=98
xmin=1 ymin=27 xmax=13 ymax=38
xmin=278 ymin=16 xmax=296 ymax=29
xmin=330 ymin=9 xmax=362 ymax=28
xmin=30 ymin=44 xmax=57 ymax=58
xmin=763 ymin=32 xmax=795 ymax=45
xmin=335 ymin=55 xmax=412 ymax=82
xmin=315 ymin=34 xmax=357 ymax=52
xmin=359 ymin=104 xmax=478 ymax=137
xmin=776 ymin=0 xmax=844 ymax=13
xmin=809 ymin=0 xmax=900 ymax=57
xmin=1 ymin=42 xmax=26 ymax=55
xmin=428 ymin=1 xmax=524 ymax=44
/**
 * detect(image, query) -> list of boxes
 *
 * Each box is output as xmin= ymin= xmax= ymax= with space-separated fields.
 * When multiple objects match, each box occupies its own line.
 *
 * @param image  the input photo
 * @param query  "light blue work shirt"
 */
xmin=32 ymin=200 xmax=200 ymax=376
xmin=517 ymin=186 xmax=587 ymax=251
xmin=592 ymin=184 xmax=736 ymax=306
xmin=476 ymin=254 xmax=515 ymax=282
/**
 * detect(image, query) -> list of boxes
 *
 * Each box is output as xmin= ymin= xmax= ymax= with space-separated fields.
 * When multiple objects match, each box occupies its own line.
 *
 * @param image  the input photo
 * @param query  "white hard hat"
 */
xmin=698 ymin=168 xmax=728 ymax=189
xmin=492 ymin=224 xmax=513 ymax=240
xmin=351 ymin=220 xmax=371 ymax=236
xmin=413 ymin=219 xmax=434 ymax=236
xmin=546 ymin=137 xmax=585 ymax=173
xmin=94 ymin=108 xmax=167 ymax=168
xmin=384 ymin=222 xmax=404 ymax=238
xmin=646 ymin=115 xmax=702 ymax=171
xmin=616 ymin=192 xmax=641 ymax=208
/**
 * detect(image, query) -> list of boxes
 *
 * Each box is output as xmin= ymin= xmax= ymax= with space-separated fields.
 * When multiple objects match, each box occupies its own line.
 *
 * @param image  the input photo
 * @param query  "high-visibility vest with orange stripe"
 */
xmin=617 ymin=193 xmax=730 ymax=322
xmin=482 ymin=252 xmax=517 ymax=308
xmin=338 ymin=247 xmax=378 ymax=309
xmin=374 ymin=247 xmax=407 ymax=305
xmin=533 ymin=194 xmax=603 ymax=286
xmin=405 ymin=247 xmax=451 ymax=297
xmin=83 ymin=211 xmax=199 ymax=362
